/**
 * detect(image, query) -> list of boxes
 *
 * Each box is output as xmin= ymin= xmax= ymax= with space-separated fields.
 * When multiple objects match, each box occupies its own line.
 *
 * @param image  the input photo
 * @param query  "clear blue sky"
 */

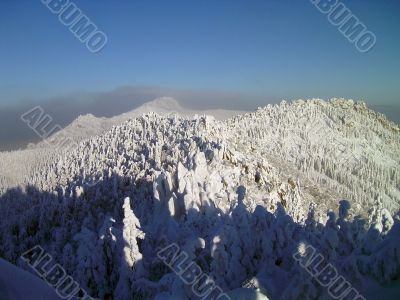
xmin=0 ymin=0 xmax=399 ymax=107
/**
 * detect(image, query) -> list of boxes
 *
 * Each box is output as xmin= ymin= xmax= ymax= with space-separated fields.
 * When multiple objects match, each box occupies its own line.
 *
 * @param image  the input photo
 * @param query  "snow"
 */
xmin=0 ymin=98 xmax=399 ymax=299
xmin=30 ymin=97 xmax=245 ymax=151
xmin=0 ymin=258 xmax=62 ymax=300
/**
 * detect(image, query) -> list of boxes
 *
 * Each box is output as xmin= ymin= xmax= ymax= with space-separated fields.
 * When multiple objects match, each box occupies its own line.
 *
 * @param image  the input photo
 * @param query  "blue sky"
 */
xmin=0 ymin=0 xmax=399 ymax=107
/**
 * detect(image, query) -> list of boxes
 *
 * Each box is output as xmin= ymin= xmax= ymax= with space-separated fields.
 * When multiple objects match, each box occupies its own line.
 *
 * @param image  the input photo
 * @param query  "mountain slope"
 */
xmin=0 ymin=97 xmax=244 ymax=193
xmin=226 ymin=99 xmax=400 ymax=215
xmin=32 ymin=97 xmax=245 ymax=150
xmin=0 ymin=98 xmax=399 ymax=299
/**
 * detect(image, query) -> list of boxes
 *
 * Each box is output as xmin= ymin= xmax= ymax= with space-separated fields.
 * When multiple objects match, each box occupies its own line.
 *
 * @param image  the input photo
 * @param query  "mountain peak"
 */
xmin=142 ymin=97 xmax=182 ymax=111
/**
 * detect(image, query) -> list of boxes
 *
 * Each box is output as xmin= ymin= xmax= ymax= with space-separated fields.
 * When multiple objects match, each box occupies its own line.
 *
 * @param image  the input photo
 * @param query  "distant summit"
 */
xmin=140 ymin=96 xmax=182 ymax=111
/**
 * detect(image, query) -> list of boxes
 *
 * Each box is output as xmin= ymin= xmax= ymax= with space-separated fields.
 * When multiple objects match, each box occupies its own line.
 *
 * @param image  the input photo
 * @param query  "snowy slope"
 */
xmin=31 ymin=97 xmax=245 ymax=150
xmin=0 ymin=98 xmax=399 ymax=299
xmin=0 ymin=97 xmax=244 ymax=193
xmin=0 ymin=258 xmax=61 ymax=300
xmin=226 ymin=99 xmax=400 ymax=216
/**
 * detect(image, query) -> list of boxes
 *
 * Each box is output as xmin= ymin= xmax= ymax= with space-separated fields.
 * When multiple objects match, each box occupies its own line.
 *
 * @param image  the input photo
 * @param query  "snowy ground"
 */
xmin=0 ymin=258 xmax=61 ymax=300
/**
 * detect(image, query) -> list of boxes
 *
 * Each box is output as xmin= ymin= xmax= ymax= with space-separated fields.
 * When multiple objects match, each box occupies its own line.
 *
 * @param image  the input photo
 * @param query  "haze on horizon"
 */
xmin=0 ymin=0 xmax=399 ymax=150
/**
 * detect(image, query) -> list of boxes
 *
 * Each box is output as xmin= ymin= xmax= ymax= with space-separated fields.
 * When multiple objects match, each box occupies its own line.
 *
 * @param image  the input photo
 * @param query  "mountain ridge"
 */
xmin=29 ymin=97 xmax=245 ymax=150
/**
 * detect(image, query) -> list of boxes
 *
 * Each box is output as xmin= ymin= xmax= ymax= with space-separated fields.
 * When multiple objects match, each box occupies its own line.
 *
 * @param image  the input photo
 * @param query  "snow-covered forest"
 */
xmin=0 ymin=99 xmax=399 ymax=299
